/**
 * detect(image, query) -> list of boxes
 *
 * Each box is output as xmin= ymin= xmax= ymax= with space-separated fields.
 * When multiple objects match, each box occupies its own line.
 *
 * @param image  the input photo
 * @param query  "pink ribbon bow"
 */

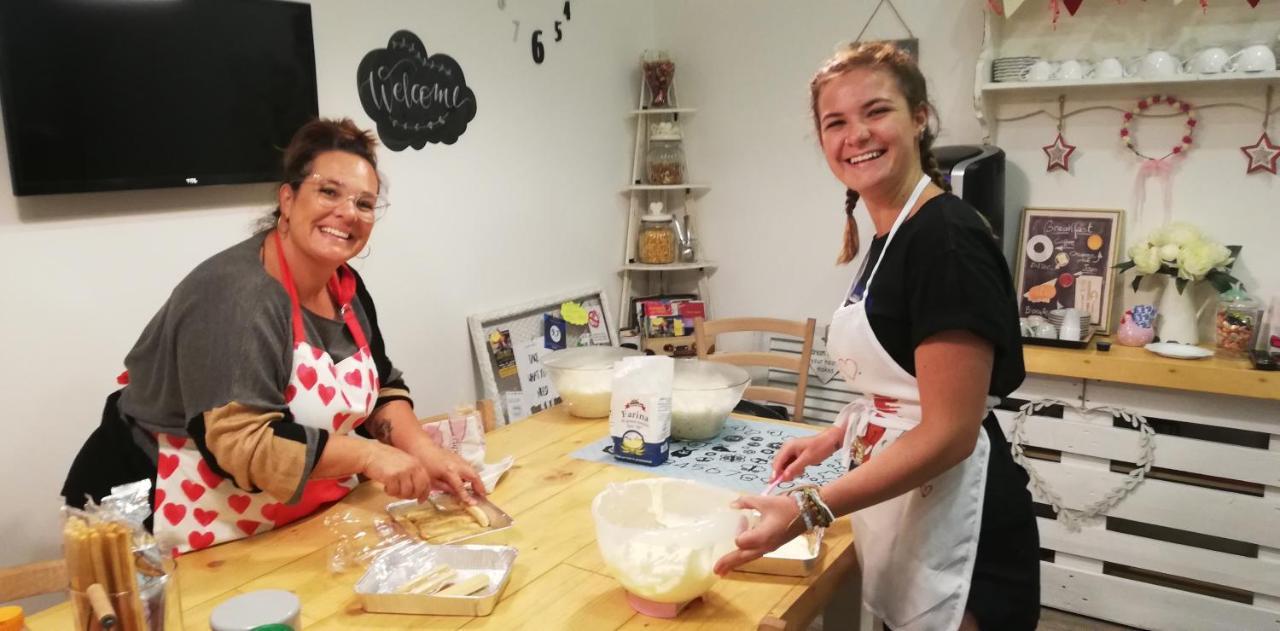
xmin=1133 ymin=157 xmax=1178 ymax=228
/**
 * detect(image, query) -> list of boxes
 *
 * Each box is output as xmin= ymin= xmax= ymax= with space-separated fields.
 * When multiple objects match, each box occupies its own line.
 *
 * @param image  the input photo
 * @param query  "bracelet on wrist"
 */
xmin=792 ymin=493 xmax=814 ymax=532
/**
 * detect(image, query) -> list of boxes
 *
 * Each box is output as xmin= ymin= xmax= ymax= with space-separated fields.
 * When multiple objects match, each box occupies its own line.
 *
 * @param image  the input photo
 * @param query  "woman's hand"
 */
xmin=361 ymin=442 xmax=432 ymax=500
xmin=405 ymin=440 xmax=488 ymax=504
xmin=366 ymin=401 xmax=489 ymax=503
xmin=713 ymin=494 xmax=805 ymax=576
xmin=772 ymin=426 xmax=843 ymax=482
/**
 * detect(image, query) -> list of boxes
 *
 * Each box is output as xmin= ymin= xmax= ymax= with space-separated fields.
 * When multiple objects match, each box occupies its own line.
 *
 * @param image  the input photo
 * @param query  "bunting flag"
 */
xmin=987 ymin=0 xmax=1248 ymax=19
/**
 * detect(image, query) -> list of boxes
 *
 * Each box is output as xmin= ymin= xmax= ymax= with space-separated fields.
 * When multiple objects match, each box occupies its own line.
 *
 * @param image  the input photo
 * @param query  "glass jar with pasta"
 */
xmin=637 ymin=203 xmax=677 ymax=265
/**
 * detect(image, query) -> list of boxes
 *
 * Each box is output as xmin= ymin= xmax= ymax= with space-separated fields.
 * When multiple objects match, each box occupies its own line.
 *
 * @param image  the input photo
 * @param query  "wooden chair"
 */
xmin=693 ymin=317 xmax=817 ymax=422
xmin=419 ymin=399 xmax=497 ymax=433
xmin=0 ymin=559 xmax=67 ymax=602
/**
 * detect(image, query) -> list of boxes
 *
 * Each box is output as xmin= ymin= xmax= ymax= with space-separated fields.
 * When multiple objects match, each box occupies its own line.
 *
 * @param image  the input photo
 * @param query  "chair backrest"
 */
xmin=0 ymin=559 xmax=67 ymax=602
xmin=693 ymin=317 xmax=817 ymax=422
xmin=419 ymin=399 xmax=497 ymax=433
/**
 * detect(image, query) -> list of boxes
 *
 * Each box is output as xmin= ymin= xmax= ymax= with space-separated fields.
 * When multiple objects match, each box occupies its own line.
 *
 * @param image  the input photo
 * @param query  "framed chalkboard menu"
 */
xmin=1014 ymin=207 xmax=1123 ymax=334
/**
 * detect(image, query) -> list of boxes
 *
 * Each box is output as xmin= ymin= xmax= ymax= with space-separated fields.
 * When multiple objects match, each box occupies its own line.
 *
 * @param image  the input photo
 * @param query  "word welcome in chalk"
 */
xmin=357 ymin=30 xmax=477 ymax=151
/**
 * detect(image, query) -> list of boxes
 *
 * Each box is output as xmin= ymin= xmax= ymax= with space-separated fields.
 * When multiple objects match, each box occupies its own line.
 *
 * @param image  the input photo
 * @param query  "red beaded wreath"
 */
xmin=1120 ymin=94 xmax=1196 ymax=160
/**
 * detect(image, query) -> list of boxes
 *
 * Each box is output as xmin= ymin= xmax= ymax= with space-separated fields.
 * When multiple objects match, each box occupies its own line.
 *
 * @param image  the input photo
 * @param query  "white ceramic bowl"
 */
xmin=592 ymin=478 xmax=745 ymax=604
xmin=670 ymin=359 xmax=750 ymax=441
xmin=543 ymin=347 xmax=644 ymax=418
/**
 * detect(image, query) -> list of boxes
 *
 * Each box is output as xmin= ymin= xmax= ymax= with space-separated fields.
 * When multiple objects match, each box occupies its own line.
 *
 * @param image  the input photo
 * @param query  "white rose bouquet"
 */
xmin=1114 ymin=222 xmax=1241 ymax=294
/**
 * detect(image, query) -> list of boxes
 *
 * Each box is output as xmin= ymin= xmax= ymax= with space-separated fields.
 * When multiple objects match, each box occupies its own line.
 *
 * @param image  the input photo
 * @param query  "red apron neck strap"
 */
xmin=328 ymin=265 xmax=370 ymax=351
xmin=272 ymin=231 xmax=371 ymax=351
xmin=272 ymin=231 xmax=308 ymax=344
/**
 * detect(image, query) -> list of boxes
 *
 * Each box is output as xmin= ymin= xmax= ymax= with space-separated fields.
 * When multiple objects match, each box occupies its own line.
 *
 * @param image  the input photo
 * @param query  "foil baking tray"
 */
xmin=386 ymin=493 xmax=514 ymax=545
xmin=356 ymin=543 xmax=517 ymax=616
xmin=739 ymin=529 xmax=824 ymax=577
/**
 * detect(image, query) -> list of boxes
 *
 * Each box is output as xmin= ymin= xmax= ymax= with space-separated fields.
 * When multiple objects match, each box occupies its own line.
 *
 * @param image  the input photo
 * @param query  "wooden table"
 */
xmin=31 ymin=407 xmax=859 ymax=630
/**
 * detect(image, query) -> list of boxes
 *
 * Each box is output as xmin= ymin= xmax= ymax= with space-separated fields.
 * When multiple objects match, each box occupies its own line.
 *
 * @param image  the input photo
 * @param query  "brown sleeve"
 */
xmin=189 ymin=402 xmax=329 ymax=504
xmin=375 ymin=385 xmax=413 ymax=411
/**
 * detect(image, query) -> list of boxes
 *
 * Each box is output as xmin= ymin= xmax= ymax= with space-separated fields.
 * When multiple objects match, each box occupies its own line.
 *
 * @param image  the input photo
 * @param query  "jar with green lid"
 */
xmin=637 ymin=202 xmax=676 ymax=265
xmin=1215 ymin=286 xmax=1264 ymax=354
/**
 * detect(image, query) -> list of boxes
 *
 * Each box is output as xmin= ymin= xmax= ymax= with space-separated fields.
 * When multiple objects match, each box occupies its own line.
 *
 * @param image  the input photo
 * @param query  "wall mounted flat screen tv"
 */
xmin=0 ymin=0 xmax=318 ymax=196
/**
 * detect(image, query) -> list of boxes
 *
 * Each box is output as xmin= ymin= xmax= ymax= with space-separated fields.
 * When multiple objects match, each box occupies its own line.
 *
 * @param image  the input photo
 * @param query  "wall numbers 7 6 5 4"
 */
xmin=504 ymin=1 xmax=572 ymax=65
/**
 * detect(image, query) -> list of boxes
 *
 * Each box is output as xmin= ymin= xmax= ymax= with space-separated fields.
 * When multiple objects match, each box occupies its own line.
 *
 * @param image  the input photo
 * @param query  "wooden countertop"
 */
xmin=29 ymin=407 xmax=857 ymax=630
xmin=1023 ymin=338 xmax=1279 ymax=401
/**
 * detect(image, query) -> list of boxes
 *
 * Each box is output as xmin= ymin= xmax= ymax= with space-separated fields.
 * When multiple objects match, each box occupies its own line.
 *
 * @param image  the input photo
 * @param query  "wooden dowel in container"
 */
xmin=86 ymin=582 xmax=119 ymax=629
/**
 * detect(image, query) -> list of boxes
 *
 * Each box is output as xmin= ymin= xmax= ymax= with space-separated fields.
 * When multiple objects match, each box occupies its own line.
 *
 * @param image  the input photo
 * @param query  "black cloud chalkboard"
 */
xmin=357 ymin=31 xmax=477 ymax=151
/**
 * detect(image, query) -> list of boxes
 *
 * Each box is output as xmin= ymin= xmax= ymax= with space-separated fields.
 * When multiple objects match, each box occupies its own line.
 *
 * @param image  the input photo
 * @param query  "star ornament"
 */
xmin=1043 ymin=133 xmax=1076 ymax=172
xmin=1241 ymin=132 xmax=1280 ymax=175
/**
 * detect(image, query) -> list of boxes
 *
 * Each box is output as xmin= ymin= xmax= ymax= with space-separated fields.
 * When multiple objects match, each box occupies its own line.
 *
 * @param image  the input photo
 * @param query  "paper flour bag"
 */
xmin=610 ymin=355 xmax=673 ymax=466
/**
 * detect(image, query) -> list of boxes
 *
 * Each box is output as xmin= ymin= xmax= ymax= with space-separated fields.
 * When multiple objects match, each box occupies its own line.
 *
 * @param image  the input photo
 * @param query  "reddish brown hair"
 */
xmin=810 ymin=42 xmax=949 ymax=264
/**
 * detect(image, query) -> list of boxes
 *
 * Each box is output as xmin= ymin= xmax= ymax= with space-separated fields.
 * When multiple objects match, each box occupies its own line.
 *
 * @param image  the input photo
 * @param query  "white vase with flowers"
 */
xmin=1114 ymin=222 xmax=1241 ymax=346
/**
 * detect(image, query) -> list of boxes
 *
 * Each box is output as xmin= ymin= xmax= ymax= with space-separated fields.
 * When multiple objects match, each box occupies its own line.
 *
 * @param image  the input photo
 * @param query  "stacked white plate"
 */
xmin=991 ymin=56 xmax=1039 ymax=82
xmin=1046 ymin=308 xmax=1090 ymax=333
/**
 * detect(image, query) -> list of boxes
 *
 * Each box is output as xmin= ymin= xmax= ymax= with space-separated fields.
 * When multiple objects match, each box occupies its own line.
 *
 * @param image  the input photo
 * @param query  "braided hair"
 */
xmin=810 ymin=42 xmax=951 ymax=265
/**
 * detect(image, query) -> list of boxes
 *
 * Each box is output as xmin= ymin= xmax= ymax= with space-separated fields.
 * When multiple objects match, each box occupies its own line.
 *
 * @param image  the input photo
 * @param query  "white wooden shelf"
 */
xmin=980 ymin=70 xmax=1280 ymax=94
xmin=623 ymin=184 xmax=711 ymax=193
xmin=618 ymin=65 xmax=713 ymax=330
xmin=629 ymin=107 xmax=696 ymax=115
xmin=622 ymin=261 xmax=717 ymax=272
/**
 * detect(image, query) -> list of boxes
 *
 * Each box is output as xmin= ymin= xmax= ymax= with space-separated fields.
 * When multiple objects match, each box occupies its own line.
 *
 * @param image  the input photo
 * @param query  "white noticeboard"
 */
xmin=467 ymin=287 xmax=617 ymax=425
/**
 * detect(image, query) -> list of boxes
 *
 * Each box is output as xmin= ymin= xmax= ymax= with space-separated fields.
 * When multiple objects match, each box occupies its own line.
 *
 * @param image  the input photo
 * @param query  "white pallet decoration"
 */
xmin=1021 ymin=379 xmax=1280 ymax=630
xmin=1043 ymin=563 xmax=1280 ymax=631
xmin=771 ymin=336 xmax=1280 ymax=628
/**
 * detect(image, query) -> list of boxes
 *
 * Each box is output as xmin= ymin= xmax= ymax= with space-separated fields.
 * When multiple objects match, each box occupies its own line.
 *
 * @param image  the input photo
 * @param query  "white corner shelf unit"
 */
xmin=617 ymin=67 xmax=713 ymax=330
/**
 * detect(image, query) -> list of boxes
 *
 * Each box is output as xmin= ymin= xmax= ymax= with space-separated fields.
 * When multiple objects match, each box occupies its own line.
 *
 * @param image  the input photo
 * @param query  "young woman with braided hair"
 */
xmin=715 ymin=42 xmax=1038 ymax=630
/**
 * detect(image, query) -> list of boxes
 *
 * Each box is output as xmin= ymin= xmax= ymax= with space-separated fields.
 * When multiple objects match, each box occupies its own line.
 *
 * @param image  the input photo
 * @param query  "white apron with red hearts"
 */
xmin=828 ymin=176 xmax=991 ymax=631
xmin=153 ymin=233 xmax=379 ymax=554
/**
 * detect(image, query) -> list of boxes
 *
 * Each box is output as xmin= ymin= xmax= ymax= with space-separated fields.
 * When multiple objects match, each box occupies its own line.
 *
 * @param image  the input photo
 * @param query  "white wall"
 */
xmin=660 ymin=0 xmax=1277 ymax=341
xmin=654 ymin=0 xmax=988 ymax=333
xmin=0 ymin=0 xmax=651 ymax=583
xmin=992 ymin=0 xmax=1280 ymax=319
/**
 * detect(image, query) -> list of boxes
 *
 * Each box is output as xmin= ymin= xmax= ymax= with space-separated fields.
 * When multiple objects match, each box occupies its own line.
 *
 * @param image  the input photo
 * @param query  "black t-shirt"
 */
xmin=847 ymin=193 xmax=1025 ymax=397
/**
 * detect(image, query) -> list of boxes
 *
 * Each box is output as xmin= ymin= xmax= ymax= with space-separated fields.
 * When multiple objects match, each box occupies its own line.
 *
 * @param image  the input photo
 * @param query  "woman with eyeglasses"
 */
xmin=62 ymin=118 xmax=484 ymax=553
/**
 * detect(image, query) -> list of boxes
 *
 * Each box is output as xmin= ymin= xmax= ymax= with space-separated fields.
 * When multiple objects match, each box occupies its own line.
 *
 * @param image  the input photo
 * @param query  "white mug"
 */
xmin=1054 ymin=59 xmax=1093 ymax=81
xmin=1021 ymin=60 xmax=1058 ymax=82
xmin=1226 ymin=44 xmax=1277 ymax=72
xmin=1134 ymin=50 xmax=1183 ymax=79
xmin=1058 ymin=307 xmax=1082 ymax=342
xmin=1088 ymin=57 xmax=1128 ymax=80
xmin=1182 ymin=46 xmax=1231 ymax=74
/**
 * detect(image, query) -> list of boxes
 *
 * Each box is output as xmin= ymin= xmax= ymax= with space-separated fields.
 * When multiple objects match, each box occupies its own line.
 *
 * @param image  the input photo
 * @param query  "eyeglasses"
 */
xmin=299 ymin=173 xmax=388 ymax=223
